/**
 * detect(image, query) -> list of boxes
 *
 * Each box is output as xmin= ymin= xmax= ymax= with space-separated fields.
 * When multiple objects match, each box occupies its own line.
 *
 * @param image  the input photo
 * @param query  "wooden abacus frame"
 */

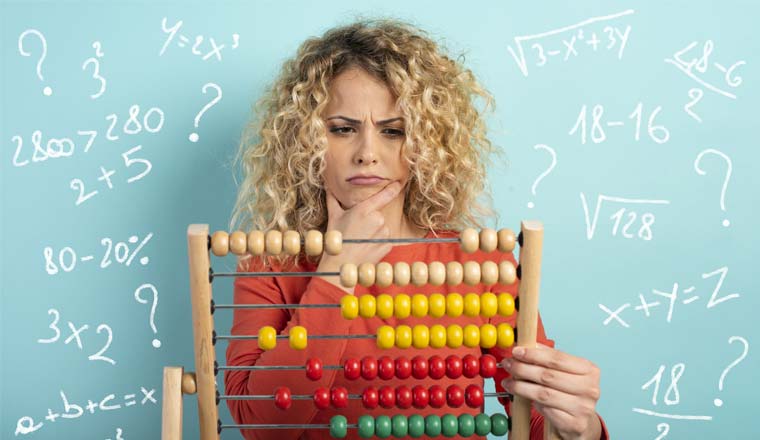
xmin=162 ymin=220 xmax=557 ymax=440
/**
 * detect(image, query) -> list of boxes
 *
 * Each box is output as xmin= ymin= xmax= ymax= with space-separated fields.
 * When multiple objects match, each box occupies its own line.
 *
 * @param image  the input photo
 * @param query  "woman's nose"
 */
xmin=353 ymin=129 xmax=378 ymax=164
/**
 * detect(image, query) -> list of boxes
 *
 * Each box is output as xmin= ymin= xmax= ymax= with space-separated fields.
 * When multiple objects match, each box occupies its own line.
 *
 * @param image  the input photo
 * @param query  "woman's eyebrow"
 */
xmin=326 ymin=115 xmax=403 ymax=125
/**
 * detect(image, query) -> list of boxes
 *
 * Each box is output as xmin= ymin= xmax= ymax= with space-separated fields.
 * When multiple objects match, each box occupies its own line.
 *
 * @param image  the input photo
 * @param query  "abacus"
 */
xmin=161 ymin=221 xmax=557 ymax=439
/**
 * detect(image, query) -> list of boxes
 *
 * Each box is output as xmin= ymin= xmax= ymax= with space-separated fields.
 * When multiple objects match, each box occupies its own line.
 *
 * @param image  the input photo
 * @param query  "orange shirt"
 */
xmin=225 ymin=229 xmax=609 ymax=439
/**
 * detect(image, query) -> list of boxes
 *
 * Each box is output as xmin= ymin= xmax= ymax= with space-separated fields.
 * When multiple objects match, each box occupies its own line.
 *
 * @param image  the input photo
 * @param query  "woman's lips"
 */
xmin=348 ymin=177 xmax=387 ymax=185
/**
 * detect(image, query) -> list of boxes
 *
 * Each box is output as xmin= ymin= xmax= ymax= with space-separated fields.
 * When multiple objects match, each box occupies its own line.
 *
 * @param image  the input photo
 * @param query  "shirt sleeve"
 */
xmin=224 ymin=256 xmax=355 ymax=440
xmin=482 ymin=251 xmax=610 ymax=440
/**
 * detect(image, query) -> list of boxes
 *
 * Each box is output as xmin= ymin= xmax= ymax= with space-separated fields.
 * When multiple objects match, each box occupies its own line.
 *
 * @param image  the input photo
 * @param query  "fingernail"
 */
xmin=503 ymin=359 xmax=512 ymax=370
xmin=513 ymin=347 xmax=525 ymax=357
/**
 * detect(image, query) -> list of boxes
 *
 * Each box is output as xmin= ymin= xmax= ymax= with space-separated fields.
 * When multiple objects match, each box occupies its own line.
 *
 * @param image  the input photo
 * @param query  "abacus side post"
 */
xmin=162 ymin=366 xmax=184 ymax=440
xmin=188 ymin=224 xmax=220 ymax=440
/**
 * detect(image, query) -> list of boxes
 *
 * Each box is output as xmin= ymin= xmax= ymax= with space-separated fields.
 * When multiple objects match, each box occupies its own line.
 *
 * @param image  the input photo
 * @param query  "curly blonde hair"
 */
xmin=230 ymin=16 xmax=506 ymax=270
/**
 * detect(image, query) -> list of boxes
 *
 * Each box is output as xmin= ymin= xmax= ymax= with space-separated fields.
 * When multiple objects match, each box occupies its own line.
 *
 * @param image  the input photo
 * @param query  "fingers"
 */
xmin=502 ymin=357 xmax=598 ymax=398
xmin=501 ymin=377 xmax=595 ymax=418
xmin=511 ymin=345 xmax=597 ymax=376
xmin=356 ymin=180 xmax=403 ymax=213
xmin=324 ymin=185 xmax=344 ymax=216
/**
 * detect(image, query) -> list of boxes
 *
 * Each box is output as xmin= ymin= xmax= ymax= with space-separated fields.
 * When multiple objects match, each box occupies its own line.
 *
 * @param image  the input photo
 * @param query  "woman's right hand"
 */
xmin=316 ymin=180 xmax=404 ymax=294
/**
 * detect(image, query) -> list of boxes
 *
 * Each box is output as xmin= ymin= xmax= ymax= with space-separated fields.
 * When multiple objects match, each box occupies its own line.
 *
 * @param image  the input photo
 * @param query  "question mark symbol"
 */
xmin=714 ymin=335 xmax=748 ymax=407
xmin=528 ymin=144 xmax=557 ymax=209
xmin=694 ymin=148 xmax=732 ymax=227
xmin=18 ymin=29 xmax=52 ymax=96
xmin=134 ymin=283 xmax=161 ymax=348
xmin=189 ymin=82 xmax=222 ymax=142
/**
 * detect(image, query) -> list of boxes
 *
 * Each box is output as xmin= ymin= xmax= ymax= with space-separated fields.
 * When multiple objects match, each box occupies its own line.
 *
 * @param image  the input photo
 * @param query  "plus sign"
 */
xmin=85 ymin=399 xmax=99 ymax=414
xmin=634 ymin=293 xmax=660 ymax=317
xmin=98 ymin=166 xmax=116 ymax=189
xmin=44 ymin=408 xmax=60 ymax=422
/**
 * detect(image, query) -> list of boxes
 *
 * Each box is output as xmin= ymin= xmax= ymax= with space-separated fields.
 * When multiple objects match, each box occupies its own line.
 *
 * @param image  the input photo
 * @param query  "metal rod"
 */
xmin=215 ymin=334 xmax=374 ymax=341
xmin=219 ymin=392 xmax=513 ymax=400
xmin=214 ymin=303 xmax=339 ymax=310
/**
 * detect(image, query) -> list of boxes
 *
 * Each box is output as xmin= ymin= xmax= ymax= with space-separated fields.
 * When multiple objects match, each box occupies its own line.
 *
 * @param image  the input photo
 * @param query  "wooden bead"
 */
xmin=394 ymin=262 xmax=411 ymax=286
xmin=428 ymin=261 xmax=446 ymax=286
xmin=340 ymin=295 xmax=359 ymax=319
xmin=463 ymin=324 xmax=480 ymax=348
xmin=247 ymin=230 xmax=265 ymax=255
xmin=265 ymin=230 xmax=283 ymax=255
xmin=460 ymin=228 xmax=479 ymax=253
xmin=324 ymin=230 xmax=342 ymax=255
xmin=429 ymin=293 xmax=446 ymax=318
xmin=283 ymin=230 xmax=301 ymax=255
xmin=446 ymin=261 xmax=463 ymax=285
xmin=499 ymin=261 xmax=517 ymax=285
xmin=340 ymin=263 xmax=357 ymax=287
xmin=395 ymin=325 xmax=412 ymax=349
xmin=181 ymin=372 xmax=197 ymax=395
xmin=411 ymin=261 xmax=428 ymax=287
xmin=304 ymin=230 xmax=323 ymax=256
xmin=210 ymin=231 xmax=229 ymax=256
xmin=394 ymin=294 xmax=411 ymax=319
xmin=258 ymin=326 xmax=277 ymax=350
xmin=358 ymin=262 xmax=376 ymax=287
xmin=375 ymin=262 xmax=393 ymax=288
xmin=463 ymin=261 xmax=481 ymax=286
xmin=479 ymin=228 xmax=498 ymax=252
xmin=229 ymin=231 xmax=247 ymax=255
xmin=376 ymin=294 xmax=394 ymax=319
xmin=481 ymin=261 xmax=499 ymax=285
xmin=497 ymin=228 xmax=516 ymax=253
xmin=446 ymin=293 xmax=463 ymax=317
xmin=289 ymin=326 xmax=308 ymax=350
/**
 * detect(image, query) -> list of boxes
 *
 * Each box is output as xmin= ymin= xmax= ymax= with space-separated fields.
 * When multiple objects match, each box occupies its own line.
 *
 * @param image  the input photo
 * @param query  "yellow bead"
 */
xmin=497 ymin=323 xmax=515 ymax=348
xmin=463 ymin=293 xmax=480 ymax=317
xmin=340 ymin=295 xmax=358 ymax=320
xmin=429 ymin=324 xmax=447 ymax=348
xmin=412 ymin=324 xmax=430 ymax=349
xmin=411 ymin=294 xmax=429 ymax=318
xmin=395 ymin=325 xmax=412 ymax=349
xmin=428 ymin=293 xmax=446 ymax=318
xmin=498 ymin=293 xmax=515 ymax=316
xmin=446 ymin=293 xmax=464 ymax=317
xmin=257 ymin=326 xmax=277 ymax=351
xmin=394 ymin=294 xmax=411 ymax=319
xmin=376 ymin=294 xmax=394 ymax=319
xmin=463 ymin=324 xmax=480 ymax=348
xmin=289 ymin=326 xmax=308 ymax=350
xmin=359 ymin=295 xmax=377 ymax=319
xmin=480 ymin=293 xmax=498 ymax=318
xmin=480 ymin=323 xmax=497 ymax=348
xmin=377 ymin=325 xmax=395 ymax=349
xmin=446 ymin=325 xmax=463 ymax=348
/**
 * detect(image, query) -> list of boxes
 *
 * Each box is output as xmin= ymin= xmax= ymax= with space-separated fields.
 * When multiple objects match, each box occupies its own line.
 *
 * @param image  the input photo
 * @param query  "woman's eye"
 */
xmin=329 ymin=126 xmax=404 ymax=137
xmin=384 ymin=129 xmax=405 ymax=137
xmin=330 ymin=126 xmax=354 ymax=134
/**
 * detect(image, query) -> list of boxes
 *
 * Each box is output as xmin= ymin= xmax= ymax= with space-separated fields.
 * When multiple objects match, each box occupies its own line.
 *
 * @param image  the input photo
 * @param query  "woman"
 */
xmin=226 ymin=18 xmax=607 ymax=439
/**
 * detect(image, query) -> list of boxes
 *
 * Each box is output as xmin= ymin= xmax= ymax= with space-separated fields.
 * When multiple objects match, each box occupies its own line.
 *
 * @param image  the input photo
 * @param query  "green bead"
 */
xmin=441 ymin=414 xmax=458 ymax=437
xmin=491 ymin=413 xmax=509 ymax=437
xmin=458 ymin=414 xmax=475 ymax=437
xmin=330 ymin=415 xmax=347 ymax=438
xmin=425 ymin=415 xmax=442 ymax=437
xmin=474 ymin=413 xmax=492 ymax=436
xmin=408 ymin=415 xmax=425 ymax=438
xmin=392 ymin=415 xmax=408 ymax=438
xmin=358 ymin=415 xmax=375 ymax=439
xmin=375 ymin=415 xmax=392 ymax=438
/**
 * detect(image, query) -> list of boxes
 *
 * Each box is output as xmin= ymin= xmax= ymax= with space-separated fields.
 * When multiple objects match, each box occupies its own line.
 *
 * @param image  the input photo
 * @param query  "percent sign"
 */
xmin=106 ymin=233 xmax=153 ymax=266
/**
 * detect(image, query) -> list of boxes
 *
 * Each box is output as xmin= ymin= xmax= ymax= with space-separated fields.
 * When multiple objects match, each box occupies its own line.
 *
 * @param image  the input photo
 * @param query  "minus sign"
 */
xmin=81 ymin=255 xmax=94 ymax=261
xmin=607 ymin=121 xmax=624 ymax=126
xmin=547 ymin=50 xmax=561 ymax=56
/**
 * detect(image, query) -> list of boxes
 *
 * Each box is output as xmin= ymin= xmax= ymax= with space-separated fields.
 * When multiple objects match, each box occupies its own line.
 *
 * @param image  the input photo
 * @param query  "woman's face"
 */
xmin=321 ymin=66 xmax=408 ymax=210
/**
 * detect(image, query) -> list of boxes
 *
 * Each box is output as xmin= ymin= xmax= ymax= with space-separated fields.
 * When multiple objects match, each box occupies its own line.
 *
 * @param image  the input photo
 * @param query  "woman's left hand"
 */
xmin=501 ymin=343 xmax=602 ymax=440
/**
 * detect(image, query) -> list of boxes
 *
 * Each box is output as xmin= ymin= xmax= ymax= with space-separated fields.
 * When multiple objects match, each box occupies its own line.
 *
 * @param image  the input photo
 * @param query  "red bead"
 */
xmin=361 ymin=356 xmax=378 ymax=380
xmin=429 ymin=385 xmax=445 ymax=408
xmin=362 ymin=386 xmax=379 ymax=409
xmin=306 ymin=358 xmax=323 ymax=381
xmin=314 ymin=387 xmax=330 ymax=409
xmin=274 ymin=386 xmax=291 ymax=410
xmin=395 ymin=356 xmax=412 ymax=379
xmin=331 ymin=386 xmax=348 ymax=409
xmin=396 ymin=385 xmax=413 ymax=409
xmin=446 ymin=384 xmax=464 ymax=408
xmin=412 ymin=355 xmax=428 ymax=380
xmin=480 ymin=354 xmax=497 ymax=378
xmin=462 ymin=354 xmax=480 ymax=378
xmin=343 ymin=358 xmax=360 ymax=380
xmin=379 ymin=386 xmax=396 ymax=409
xmin=428 ymin=355 xmax=445 ymax=380
xmin=412 ymin=385 xmax=429 ymax=409
xmin=445 ymin=355 xmax=463 ymax=379
xmin=378 ymin=356 xmax=395 ymax=380
xmin=465 ymin=384 xmax=484 ymax=408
